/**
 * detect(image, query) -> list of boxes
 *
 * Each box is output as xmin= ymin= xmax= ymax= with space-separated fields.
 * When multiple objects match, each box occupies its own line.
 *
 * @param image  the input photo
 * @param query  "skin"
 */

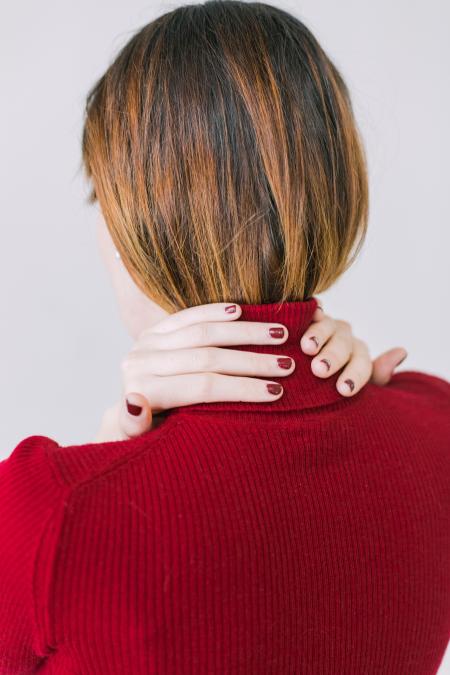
xmin=95 ymin=214 xmax=407 ymax=442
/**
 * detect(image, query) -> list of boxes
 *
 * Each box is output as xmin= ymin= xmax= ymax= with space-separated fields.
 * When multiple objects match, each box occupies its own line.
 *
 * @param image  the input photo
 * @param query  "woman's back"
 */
xmin=1 ymin=301 xmax=449 ymax=674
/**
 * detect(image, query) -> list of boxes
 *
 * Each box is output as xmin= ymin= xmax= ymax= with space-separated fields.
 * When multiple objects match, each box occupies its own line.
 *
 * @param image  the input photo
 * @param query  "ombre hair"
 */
xmin=82 ymin=1 xmax=369 ymax=312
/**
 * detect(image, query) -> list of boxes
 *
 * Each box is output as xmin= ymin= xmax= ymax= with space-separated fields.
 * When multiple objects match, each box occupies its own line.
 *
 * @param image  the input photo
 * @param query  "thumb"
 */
xmin=371 ymin=347 xmax=408 ymax=386
xmin=119 ymin=392 xmax=153 ymax=439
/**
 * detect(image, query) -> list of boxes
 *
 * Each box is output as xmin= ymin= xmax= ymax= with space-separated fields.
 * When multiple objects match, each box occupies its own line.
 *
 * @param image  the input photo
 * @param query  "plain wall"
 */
xmin=1 ymin=1 xmax=449 ymax=439
xmin=1 ymin=2 xmax=449 ymax=672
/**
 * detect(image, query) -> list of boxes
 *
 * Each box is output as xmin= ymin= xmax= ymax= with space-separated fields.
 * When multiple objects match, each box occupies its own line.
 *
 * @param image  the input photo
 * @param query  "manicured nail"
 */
xmin=277 ymin=357 xmax=292 ymax=369
xmin=225 ymin=304 xmax=237 ymax=313
xmin=320 ymin=358 xmax=331 ymax=371
xmin=269 ymin=327 xmax=285 ymax=339
xmin=344 ymin=379 xmax=355 ymax=392
xmin=126 ymin=399 xmax=143 ymax=416
xmin=267 ymin=383 xmax=283 ymax=395
xmin=309 ymin=336 xmax=319 ymax=348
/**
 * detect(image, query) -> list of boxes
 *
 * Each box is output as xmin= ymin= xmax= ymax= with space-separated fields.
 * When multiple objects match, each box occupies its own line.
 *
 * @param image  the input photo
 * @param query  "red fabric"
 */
xmin=1 ymin=299 xmax=449 ymax=674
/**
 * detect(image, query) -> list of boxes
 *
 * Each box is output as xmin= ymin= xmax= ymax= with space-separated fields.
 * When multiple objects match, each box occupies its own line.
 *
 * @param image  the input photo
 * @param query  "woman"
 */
xmin=1 ymin=2 xmax=449 ymax=674
xmin=93 ymin=213 xmax=405 ymax=442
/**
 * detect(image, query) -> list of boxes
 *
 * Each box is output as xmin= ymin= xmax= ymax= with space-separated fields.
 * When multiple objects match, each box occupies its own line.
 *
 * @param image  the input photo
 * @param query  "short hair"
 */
xmin=82 ymin=1 xmax=369 ymax=311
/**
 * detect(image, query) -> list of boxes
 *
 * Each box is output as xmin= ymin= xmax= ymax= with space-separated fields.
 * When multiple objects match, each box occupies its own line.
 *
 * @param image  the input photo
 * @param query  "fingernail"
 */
xmin=309 ymin=336 xmax=319 ymax=348
xmin=344 ymin=379 xmax=355 ymax=392
xmin=267 ymin=383 xmax=283 ymax=395
xmin=225 ymin=304 xmax=237 ymax=313
xmin=277 ymin=357 xmax=292 ymax=369
xmin=269 ymin=327 xmax=285 ymax=339
xmin=320 ymin=358 xmax=331 ymax=371
xmin=317 ymin=304 xmax=323 ymax=312
xmin=126 ymin=399 xmax=143 ymax=416
xmin=396 ymin=354 xmax=407 ymax=366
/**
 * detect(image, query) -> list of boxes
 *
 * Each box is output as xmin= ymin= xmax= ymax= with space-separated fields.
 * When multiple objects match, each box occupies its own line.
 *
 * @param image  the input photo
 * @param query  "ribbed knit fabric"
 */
xmin=1 ymin=299 xmax=449 ymax=674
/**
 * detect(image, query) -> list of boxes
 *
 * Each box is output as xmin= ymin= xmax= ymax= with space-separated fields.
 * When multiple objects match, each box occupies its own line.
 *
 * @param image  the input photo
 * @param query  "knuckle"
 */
xmin=120 ymin=349 xmax=141 ymax=375
xmin=136 ymin=329 xmax=159 ymax=350
xmin=316 ymin=320 xmax=333 ymax=340
xmin=355 ymin=337 xmax=370 ymax=355
xmin=135 ymin=326 xmax=150 ymax=342
xmin=196 ymin=323 xmax=211 ymax=344
xmin=337 ymin=319 xmax=351 ymax=334
xmin=123 ymin=375 xmax=146 ymax=397
xmin=332 ymin=332 xmax=352 ymax=353
xmin=244 ymin=323 xmax=257 ymax=343
xmin=346 ymin=358 xmax=370 ymax=383
xmin=192 ymin=347 xmax=215 ymax=371
xmin=198 ymin=373 xmax=215 ymax=400
xmin=356 ymin=355 xmax=373 ymax=377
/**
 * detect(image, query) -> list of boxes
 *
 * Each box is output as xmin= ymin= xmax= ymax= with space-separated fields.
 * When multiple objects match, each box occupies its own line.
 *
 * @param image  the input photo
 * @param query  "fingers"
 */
xmin=335 ymin=338 xmax=373 ymax=396
xmin=142 ymin=302 xmax=243 ymax=335
xmin=301 ymin=308 xmax=377 ymax=397
xmin=371 ymin=348 xmax=408 ymax=386
xmin=118 ymin=392 xmax=153 ymax=439
xmin=309 ymin=320 xmax=354 ymax=377
xmin=123 ymin=373 xmax=284 ymax=409
xmin=122 ymin=346 xmax=296 ymax=379
xmin=122 ymin=303 xmax=289 ymax=418
xmin=311 ymin=297 xmax=324 ymax=322
xmin=138 ymin=320 xmax=288 ymax=351
xmin=94 ymin=402 xmax=125 ymax=442
xmin=300 ymin=314 xmax=337 ymax=355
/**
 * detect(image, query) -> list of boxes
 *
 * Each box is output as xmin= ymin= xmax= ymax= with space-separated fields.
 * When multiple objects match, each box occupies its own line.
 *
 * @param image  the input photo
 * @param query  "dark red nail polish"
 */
xmin=267 ymin=383 xmax=283 ymax=395
xmin=345 ymin=379 xmax=355 ymax=392
xmin=225 ymin=304 xmax=237 ymax=313
xmin=320 ymin=358 xmax=331 ymax=371
xmin=309 ymin=336 xmax=319 ymax=348
xmin=269 ymin=327 xmax=285 ymax=338
xmin=277 ymin=357 xmax=292 ymax=369
xmin=126 ymin=399 xmax=143 ymax=416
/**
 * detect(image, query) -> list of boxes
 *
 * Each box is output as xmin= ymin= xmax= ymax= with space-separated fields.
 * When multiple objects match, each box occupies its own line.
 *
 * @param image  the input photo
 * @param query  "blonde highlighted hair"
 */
xmin=82 ymin=1 xmax=369 ymax=312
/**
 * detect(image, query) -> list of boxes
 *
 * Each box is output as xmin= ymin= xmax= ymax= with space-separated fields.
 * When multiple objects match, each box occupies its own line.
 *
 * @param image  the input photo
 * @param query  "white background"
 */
xmin=2 ymin=0 xmax=449 ymax=444
xmin=1 ymin=0 xmax=448 ymax=443
xmin=0 ymin=2 xmax=449 ymax=671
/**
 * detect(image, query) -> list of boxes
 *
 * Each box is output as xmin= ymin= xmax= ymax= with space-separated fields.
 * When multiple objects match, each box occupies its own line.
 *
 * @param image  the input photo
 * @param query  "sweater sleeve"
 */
xmin=0 ymin=435 xmax=66 ymax=674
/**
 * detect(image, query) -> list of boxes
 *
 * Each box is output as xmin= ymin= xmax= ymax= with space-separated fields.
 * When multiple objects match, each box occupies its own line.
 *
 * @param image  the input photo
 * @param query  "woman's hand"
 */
xmin=94 ymin=302 xmax=407 ymax=442
xmin=300 ymin=304 xmax=407 ymax=393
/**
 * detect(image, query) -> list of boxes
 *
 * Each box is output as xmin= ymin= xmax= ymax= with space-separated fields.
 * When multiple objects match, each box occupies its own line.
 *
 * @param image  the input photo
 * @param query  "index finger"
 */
xmin=142 ymin=302 xmax=243 ymax=336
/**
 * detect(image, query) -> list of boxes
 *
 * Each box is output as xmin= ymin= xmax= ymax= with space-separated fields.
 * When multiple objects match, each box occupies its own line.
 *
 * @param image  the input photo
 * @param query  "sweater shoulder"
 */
xmin=0 ymin=435 xmax=69 ymax=668
xmin=388 ymin=369 xmax=450 ymax=392
xmin=363 ymin=369 xmax=450 ymax=447
xmin=0 ymin=425 xmax=183 ymax=665
xmin=44 ymin=417 xmax=185 ymax=489
xmin=0 ymin=434 xmax=64 ymax=498
xmin=383 ymin=369 xmax=450 ymax=413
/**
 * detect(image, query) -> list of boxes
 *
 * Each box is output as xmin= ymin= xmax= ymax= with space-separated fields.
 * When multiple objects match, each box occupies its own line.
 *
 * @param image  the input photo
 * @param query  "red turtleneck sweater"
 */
xmin=1 ymin=300 xmax=449 ymax=674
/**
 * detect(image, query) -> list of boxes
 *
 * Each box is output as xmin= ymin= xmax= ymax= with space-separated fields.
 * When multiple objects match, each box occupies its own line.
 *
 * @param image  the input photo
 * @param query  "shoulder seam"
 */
xmin=30 ymin=489 xmax=71 ymax=657
xmin=26 ymin=437 xmax=71 ymax=658
xmin=48 ymin=419 xmax=186 ymax=492
xmin=43 ymin=440 xmax=69 ymax=489
xmin=29 ymin=420 xmax=185 ymax=653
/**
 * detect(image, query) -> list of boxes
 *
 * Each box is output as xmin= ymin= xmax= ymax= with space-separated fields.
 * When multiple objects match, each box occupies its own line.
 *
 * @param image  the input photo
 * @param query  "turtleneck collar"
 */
xmin=169 ymin=298 xmax=346 ymax=417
